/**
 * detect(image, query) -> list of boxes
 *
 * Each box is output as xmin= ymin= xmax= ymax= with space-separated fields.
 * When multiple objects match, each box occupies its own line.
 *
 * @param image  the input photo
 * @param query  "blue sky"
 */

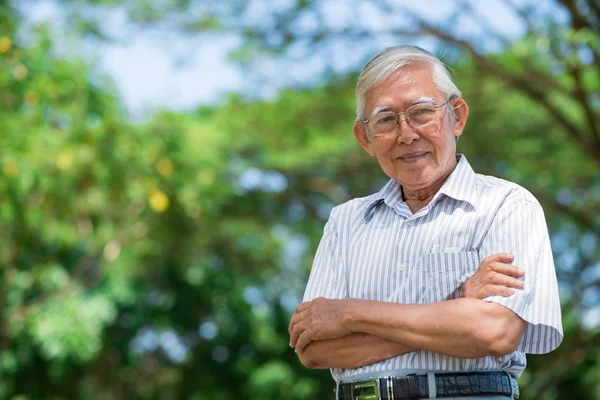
xmin=23 ymin=0 xmax=535 ymax=117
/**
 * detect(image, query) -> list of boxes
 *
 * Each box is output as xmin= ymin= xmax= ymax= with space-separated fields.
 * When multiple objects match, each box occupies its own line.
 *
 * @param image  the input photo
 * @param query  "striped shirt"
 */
xmin=303 ymin=154 xmax=563 ymax=382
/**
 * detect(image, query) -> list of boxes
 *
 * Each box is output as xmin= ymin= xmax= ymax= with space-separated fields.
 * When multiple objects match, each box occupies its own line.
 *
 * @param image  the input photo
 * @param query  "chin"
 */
xmin=396 ymin=171 xmax=433 ymax=186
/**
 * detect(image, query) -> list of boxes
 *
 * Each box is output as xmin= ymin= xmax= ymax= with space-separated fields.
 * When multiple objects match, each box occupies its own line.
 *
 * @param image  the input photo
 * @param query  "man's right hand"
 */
xmin=461 ymin=254 xmax=524 ymax=299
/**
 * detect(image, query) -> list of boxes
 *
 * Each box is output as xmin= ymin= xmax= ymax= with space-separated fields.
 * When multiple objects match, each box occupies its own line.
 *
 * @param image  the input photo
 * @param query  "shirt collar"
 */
xmin=433 ymin=154 xmax=478 ymax=208
xmin=366 ymin=154 xmax=478 ymax=219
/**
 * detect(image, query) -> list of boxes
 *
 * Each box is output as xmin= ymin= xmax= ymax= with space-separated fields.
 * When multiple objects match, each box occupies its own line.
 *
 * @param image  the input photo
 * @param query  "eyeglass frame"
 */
xmin=361 ymin=95 xmax=458 ymax=137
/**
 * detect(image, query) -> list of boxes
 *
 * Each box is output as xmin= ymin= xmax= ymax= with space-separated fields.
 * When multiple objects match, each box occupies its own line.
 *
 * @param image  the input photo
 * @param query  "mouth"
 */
xmin=397 ymin=152 xmax=428 ymax=163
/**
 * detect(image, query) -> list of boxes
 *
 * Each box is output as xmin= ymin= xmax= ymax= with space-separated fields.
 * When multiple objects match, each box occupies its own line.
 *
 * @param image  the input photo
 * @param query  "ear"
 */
xmin=353 ymin=121 xmax=375 ymax=156
xmin=451 ymin=98 xmax=469 ymax=139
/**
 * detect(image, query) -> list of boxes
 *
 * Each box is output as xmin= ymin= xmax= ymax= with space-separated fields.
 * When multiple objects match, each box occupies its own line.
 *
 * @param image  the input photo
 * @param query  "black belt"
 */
xmin=338 ymin=371 xmax=518 ymax=400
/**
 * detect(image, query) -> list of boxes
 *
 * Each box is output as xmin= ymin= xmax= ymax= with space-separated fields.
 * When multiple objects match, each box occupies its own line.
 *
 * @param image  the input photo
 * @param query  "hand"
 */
xmin=461 ymin=253 xmax=524 ymax=299
xmin=289 ymin=297 xmax=354 ymax=353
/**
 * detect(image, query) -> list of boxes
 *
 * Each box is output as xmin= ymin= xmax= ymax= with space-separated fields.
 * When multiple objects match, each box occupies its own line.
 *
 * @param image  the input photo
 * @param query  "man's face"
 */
xmin=354 ymin=65 xmax=469 ymax=193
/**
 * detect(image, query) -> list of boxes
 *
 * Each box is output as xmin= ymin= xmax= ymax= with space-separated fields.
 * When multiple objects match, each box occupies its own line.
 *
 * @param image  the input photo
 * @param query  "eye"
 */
xmin=375 ymin=115 xmax=396 ymax=124
xmin=410 ymin=108 xmax=435 ymax=117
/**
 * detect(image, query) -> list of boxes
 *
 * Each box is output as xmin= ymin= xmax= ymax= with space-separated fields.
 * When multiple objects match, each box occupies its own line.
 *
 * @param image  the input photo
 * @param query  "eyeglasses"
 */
xmin=362 ymin=96 xmax=456 ymax=137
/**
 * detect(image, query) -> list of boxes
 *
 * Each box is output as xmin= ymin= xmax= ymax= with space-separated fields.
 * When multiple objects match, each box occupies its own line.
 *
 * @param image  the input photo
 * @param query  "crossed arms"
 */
xmin=289 ymin=254 xmax=528 ymax=369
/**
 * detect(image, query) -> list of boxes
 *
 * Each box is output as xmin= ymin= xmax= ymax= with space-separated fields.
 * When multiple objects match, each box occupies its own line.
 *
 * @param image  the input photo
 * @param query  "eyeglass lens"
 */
xmin=369 ymin=103 xmax=437 ymax=135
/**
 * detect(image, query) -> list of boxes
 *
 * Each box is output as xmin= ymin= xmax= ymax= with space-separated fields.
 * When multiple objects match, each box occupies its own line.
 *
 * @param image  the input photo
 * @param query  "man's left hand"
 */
xmin=461 ymin=253 xmax=524 ymax=299
xmin=289 ymin=297 xmax=354 ymax=352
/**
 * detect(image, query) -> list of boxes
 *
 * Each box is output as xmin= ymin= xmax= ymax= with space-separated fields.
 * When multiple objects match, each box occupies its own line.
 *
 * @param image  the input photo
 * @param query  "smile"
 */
xmin=397 ymin=152 xmax=428 ymax=163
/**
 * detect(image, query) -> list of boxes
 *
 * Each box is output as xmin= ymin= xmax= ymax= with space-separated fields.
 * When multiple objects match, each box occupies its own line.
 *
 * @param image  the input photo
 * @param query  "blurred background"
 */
xmin=1 ymin=0 xmax=599 ymax=399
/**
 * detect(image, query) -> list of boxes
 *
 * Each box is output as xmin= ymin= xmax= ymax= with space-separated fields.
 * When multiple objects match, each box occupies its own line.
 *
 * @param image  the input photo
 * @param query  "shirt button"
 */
xmin=398 ymin=263 xmax=405 ymax=271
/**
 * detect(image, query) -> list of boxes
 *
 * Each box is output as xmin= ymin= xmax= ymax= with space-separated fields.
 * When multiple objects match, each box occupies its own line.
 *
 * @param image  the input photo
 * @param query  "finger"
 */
xmin=484 ymin=284 xmax=515 ymax=297
xmin=489 ymin=262 xmax=524 ymax=277
xmin=288 ymin=310 xmax=307 ymax=335
xmin=288 ymin=314 xmax=297 ymax=335
xmin=294 ymin=301 xmax=311 ymax=314
xmin=289 ymin=322 xmax=305 ymax=348
xmin=295 ymin=330 xmax=313 ymax=353
xmin=484 ymin=253 xmax=514 ymax=264
xmin=490 ymin=272 xmax=525 ymax=289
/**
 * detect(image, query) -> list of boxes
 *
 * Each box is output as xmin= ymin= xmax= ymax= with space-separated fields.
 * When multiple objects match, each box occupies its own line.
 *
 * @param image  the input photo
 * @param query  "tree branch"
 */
xmin=456 ymin=0 xmax=575 ymax=98
xmin=535 ymin=190 xmax=600 ymax=238
xmin=500 ymin=0 xmax=600 ymax=73
xmin=499 ymin=0 xmax=540 ymax=36
xmin=582 ymin=0 xmax=600 ymax=21
xmin=453 ymin=0 xmax=512 ymax=48
xmin=557 ymin=0 xmax=599 ymax=31
xmin=570 ymin=65 xmax=600 ymax=144
xmin=558 ymin=0 xmax=600 ymax=71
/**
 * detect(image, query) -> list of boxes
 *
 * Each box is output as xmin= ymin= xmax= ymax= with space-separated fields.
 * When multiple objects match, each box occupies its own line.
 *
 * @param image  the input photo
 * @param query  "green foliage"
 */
xmin=1 ymin=1 xmax=599 ymax=399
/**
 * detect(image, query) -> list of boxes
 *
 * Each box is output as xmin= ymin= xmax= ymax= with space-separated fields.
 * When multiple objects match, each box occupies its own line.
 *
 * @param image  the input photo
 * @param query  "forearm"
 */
xmin=345 ymin=298 xmax=526 ymax=358
xmin=298 ymin=333 xmax=415 ymax=369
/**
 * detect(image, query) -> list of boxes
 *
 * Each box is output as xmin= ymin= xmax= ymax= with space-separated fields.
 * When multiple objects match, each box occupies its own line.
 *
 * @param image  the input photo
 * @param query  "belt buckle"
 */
xmin=350 ymin=378 xmax=380 ymax=400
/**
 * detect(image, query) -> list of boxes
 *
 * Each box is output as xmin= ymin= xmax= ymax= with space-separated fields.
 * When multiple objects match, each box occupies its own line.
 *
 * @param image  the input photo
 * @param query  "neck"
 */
xmin=403 ymin=160 xmax=458 ymax=213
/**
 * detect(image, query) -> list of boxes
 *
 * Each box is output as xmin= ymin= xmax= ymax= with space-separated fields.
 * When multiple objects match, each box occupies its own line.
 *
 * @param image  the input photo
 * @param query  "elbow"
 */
xmin=297 ymin=345 xmax=326 ymax=369
xmin=472 ymin=302 xmax=526 ymax=357
xmin=486 ymin=334 xmax=521 ymax=357
xmin=482 ymin=319 xmax=526 ymax=357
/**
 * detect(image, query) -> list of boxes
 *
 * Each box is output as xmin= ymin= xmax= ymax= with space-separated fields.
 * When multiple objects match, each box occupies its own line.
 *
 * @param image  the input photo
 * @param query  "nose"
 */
xmin=396 ymin=115 xmax=419 ymax=144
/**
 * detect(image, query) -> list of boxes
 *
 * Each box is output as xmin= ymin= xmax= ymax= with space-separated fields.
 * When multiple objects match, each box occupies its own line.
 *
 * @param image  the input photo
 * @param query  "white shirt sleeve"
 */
xmin=303 ymin=211 xmax=348 ymax=302
xmin=479 ymin=198 xmax=563 ymax=354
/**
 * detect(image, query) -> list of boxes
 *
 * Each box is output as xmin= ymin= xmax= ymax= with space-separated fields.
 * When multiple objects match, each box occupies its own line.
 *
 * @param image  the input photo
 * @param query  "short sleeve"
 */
xmin=479 ymin=199 xmax=563 ymax=354
xmin=303 ymin=212 xmax=348 ymax=302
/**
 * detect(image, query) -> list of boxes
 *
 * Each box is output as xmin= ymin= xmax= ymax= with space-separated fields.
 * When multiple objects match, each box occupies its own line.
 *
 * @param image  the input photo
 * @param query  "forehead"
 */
xmin=364 ymin=65 xmax=440 ymax=114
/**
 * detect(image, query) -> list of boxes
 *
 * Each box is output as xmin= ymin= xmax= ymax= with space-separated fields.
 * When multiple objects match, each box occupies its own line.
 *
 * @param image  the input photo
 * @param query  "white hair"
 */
xmin=355 ymin=45 xmax=462 ymax=122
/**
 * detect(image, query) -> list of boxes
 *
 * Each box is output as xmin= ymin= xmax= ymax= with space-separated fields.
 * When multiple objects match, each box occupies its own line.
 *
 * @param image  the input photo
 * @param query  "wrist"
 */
xmin=341 ymin=299 xmax=367 ymax=333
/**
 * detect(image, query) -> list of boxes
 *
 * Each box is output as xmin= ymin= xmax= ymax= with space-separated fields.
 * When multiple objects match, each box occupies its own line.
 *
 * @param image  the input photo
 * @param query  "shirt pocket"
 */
xmin=420 ymin=251 xmax=480 ymax=303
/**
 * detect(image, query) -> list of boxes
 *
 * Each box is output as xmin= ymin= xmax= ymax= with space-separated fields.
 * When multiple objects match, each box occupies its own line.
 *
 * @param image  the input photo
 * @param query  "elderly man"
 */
xmin=289 ymin=45 xmax=562 ymax=400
